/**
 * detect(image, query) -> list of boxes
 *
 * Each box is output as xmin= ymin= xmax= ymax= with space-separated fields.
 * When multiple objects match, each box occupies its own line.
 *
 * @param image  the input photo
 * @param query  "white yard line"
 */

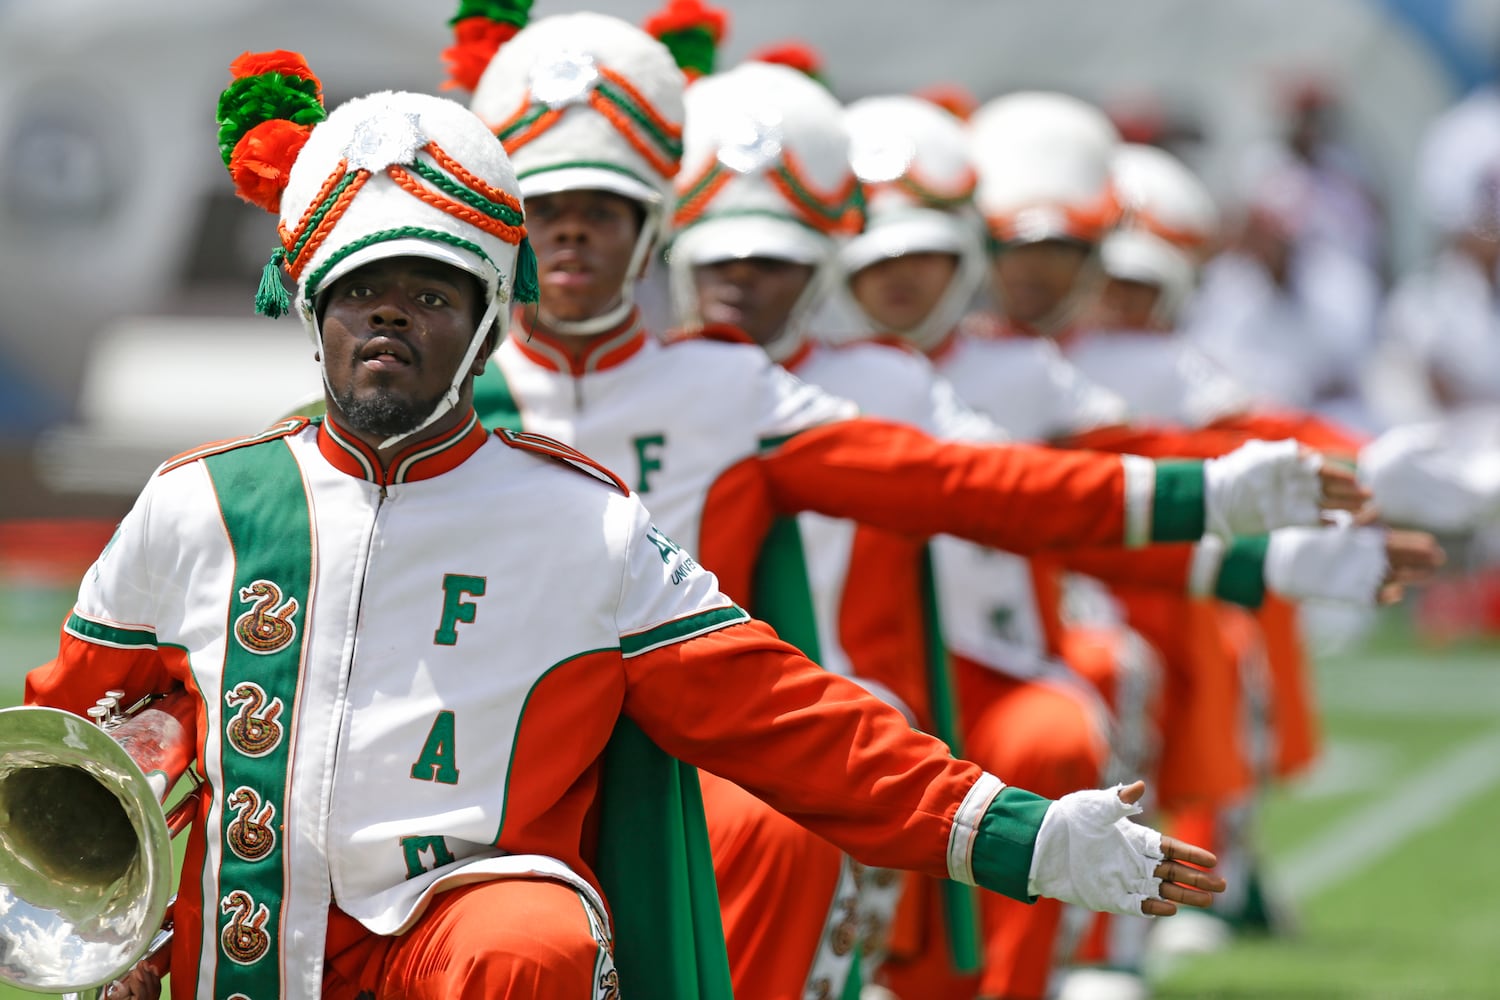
xmin=1271 ymin=724 xmax=1500 ymax=902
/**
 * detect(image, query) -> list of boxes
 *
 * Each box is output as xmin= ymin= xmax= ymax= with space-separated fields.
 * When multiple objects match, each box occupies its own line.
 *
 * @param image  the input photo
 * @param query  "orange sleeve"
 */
xmin=25 ymin=629 xmax=181 ymax=715
xmin=622 ymin=619 xmax=983 ymax=877
xmin=1051 ymin=543 xmax=1196 ymax=591
xmin=1209 ymin=411 xmax=1367 ymax=462
xmin=1063 ymin=422 xmax=1252 ymax=459
xmin=756 ymin=419 xmax=1137 ymax=551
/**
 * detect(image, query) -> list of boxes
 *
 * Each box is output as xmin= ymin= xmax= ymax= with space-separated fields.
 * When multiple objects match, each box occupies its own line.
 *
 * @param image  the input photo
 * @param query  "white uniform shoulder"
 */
xmin=156 ymin=417 xmax=310 ymax=477
xmin=493 ymin=428 xmax=629 ymax=494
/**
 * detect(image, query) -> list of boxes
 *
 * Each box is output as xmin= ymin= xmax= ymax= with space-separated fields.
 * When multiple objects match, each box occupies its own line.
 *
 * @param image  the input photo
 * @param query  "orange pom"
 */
xmin=228 ymin=119 xmax=314 ymax=213
xmin=229 ymin=50 xmax=322 ymax=97
xmin=443 ymin=17 xmax=521 ymax=92
xmin=915 ymin=83 xmax=979 ymax=122
xmin=749 ymin=42 xmax=823 ymax=78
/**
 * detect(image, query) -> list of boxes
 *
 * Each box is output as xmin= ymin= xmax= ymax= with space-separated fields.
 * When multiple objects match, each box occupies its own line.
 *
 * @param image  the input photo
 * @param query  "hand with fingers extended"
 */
xmin=1026 ymin=780 xmax=1226 ymax=918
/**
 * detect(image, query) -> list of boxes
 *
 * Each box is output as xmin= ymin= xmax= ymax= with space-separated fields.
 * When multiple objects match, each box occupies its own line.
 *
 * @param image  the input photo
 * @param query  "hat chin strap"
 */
xmin=377 ymin=295 xmax=503 ymax=451
xmin=760 ymin=260 xmax=835 ymax=363
xmin=851 ymin=241 xmax=987 ymax=354
xmin=311 ymin=296 xmax=504 ymax=453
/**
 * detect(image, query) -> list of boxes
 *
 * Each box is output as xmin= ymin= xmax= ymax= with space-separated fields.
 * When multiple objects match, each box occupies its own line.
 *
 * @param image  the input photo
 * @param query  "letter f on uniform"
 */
xmin=434 ymin=574 xmax=487 ymax=645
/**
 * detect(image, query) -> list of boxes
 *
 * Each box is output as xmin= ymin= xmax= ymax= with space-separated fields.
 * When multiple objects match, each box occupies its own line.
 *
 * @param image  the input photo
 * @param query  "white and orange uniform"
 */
xmin=25 ymin=411 xmax=1089 ymax=1000
xmin=894 ymin=317 xmax=1305 ymax=1000
xmin=474 ymin=309 xmax=1232 ymax=999
xmin=1064 ymin=325 xmax=1368 ymax=784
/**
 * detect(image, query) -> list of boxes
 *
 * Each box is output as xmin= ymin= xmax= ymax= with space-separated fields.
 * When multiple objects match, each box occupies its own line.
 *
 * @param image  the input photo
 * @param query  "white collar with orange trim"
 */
xmin=508 ymin=308 xmax=649 ymax=376
xmin=316 ymin=409 xmax=488 ymax=486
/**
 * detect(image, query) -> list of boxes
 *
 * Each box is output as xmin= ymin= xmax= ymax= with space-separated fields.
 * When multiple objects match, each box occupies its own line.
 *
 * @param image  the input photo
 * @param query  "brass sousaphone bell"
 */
xmin=0 ymin=690 xmax=197 ymax=995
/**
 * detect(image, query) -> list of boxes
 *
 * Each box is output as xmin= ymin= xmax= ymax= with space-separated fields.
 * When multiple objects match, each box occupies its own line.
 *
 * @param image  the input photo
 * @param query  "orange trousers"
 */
xmin=700 ymin=769 xmax=850 ymax=1000
xmin=321 ymin=879 xmax=613 ymax=1000
xmin=883 ymin=659 xmax=1109 ymax=1000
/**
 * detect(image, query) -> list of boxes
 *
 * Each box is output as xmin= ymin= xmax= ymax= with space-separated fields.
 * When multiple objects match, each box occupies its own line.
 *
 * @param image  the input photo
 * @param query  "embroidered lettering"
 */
xmin=435 ymin=574 xmax=487 ymax=645
xmin=631 ymin=433 xmax=666 ymax=493
xmin=410 ymin=710 xmax=460 ymax=785
xmin=401 ymin=835 xmax=456 ymax=878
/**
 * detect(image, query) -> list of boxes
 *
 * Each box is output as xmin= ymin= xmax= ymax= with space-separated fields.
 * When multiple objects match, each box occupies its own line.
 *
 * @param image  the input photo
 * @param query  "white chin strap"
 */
xmin=378 ymin=295 xmax=504 ymax=450
xmin=311 ymin=296 xmax=504 ymax=453
xmin=537 ymin=204 xmax=660 ymax=336
xmin=670 ymin=247 xmax=836 ymax=364
xmin=761 ymin=259 xmax=834 ymax=363
xmin=1021 ymin=242 xmax=1104 ymax=338
xmin=849 ymin=243 xmax=987 ymax=355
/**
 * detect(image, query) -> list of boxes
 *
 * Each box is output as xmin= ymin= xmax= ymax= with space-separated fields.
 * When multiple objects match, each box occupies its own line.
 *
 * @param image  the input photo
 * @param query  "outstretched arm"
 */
xmin=623 ymin=619 xmax=1224 ymax=916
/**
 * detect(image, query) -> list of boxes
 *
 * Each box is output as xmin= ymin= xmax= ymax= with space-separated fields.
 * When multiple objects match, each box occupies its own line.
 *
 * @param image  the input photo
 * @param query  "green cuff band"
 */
xmin=971 ymin=786 xmax=1053 ymax=903
xmin=1150 ymin=461 xmax=1207 ymax=542
xmin=1214 ymin=534 xmax=1270 ymax=608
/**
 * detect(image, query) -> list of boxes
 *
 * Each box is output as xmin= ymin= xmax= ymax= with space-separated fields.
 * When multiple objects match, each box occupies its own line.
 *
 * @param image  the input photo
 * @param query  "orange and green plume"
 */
xmin=444 ymin=0 xmax=534 ymax=92
xmin=644 ymin=0 xmax=729 ymax=81
xmin=216 ymin=50 xmax=326 ymax=213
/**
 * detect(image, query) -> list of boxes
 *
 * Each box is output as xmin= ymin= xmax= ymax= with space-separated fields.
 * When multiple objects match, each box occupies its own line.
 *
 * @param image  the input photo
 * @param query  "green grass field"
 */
xmin=2 ymin=584 xmax=1496 ymax=998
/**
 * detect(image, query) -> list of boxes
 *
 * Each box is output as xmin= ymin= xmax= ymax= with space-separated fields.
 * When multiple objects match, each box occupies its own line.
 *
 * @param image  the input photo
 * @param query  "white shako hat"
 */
xmin=969 ymin=90 xmax=1122 ymax=247
xmin=467 ymin=12 xmax=685 ymax=334
xmin=1101 ymin=142 xmax=1220 ymax=326
xmin=839 ymin=94 xmax=987 ymax=350
xmin=669 ymin=60 xmax=862 ymax=357
xmin=217 ymin=50 xmax=536 ymax=447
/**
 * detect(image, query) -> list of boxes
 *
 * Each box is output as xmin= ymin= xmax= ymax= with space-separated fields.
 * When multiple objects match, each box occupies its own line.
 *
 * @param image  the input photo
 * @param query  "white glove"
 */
xmin=1264 ymin=523 xmax=1388 ymax=604
xmin=1026 ymin=784 xmax=1165 ymax=916
xmin=1359 ymin=424 xmax=1500 ymax=533
xmin=1203 ymin=439 xmax=1323 ymax=538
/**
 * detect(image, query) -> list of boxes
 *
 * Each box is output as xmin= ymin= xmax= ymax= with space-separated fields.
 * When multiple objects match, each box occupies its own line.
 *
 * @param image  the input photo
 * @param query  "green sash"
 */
xmin=919 ymin=546 xmax=982 ymax=973
xmin=474 ymin=364 xmax=736 ymax=997
xmin=203 ymin=437 xmax=313 ymax=999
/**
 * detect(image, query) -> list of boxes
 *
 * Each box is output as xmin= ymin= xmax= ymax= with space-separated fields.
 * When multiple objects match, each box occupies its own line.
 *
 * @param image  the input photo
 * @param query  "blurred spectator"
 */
xmin=1181 ymin=152 xmax=1383 ymax=431
xmin=1373 ymin=83 xmax=1500 ymax=423
xmin=1269 ymin=76 xmax=1388 ymax=279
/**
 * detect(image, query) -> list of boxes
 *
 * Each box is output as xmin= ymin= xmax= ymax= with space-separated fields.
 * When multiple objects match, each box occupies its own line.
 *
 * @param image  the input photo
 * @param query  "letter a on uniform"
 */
xmin=411 ymin=710 xmax=460 ymax=784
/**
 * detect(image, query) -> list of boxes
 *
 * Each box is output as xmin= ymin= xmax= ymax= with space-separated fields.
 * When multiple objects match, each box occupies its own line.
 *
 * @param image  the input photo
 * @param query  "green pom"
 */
xmin=513 ymin=236 xmax=539 ymax=304
xmin=254 ymin=248 xmax=292 ymax=318
xmin=658 ymin=26 xmax=718 ymax=77
xmin=449 ymin=0 xmax=533 ymax=28
xmin=217 ymin=74 xmax=326 ymax=169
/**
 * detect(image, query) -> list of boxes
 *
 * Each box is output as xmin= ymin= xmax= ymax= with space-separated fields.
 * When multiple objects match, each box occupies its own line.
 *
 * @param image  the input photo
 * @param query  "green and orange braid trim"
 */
xmin=493 ymin=66 xmax=683 ymax=179
xmin=674 ymin=159 xmax=736 ymax=227
xmin=768 ymin=149 xmax=865 ymax=236
xmin=256 ymin=142 xmax=538 ymax=317
xmin=644 ymin=0 xmax=730 ymax=81
xmin=218 ymin=50 xmax=327 ymax=214
xmin=890 ymin=164 xmax=978 ymax=211
xmin=444 ymin=0 xmax=533 ymax=92
xmin=676 ymin=150 xmax=864 ymax=235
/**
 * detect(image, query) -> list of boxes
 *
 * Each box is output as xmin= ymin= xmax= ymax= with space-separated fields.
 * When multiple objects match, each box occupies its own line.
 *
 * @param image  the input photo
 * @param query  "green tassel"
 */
xmin=450 ymin=0 xmax=533 ymax=28
xmin=255 ymin=248 xmax=292 ymax=318
xmin=659 ymin=26 xmax=718 ymax=78
xmin=513 ymin=236 xmax=540 ymax=304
